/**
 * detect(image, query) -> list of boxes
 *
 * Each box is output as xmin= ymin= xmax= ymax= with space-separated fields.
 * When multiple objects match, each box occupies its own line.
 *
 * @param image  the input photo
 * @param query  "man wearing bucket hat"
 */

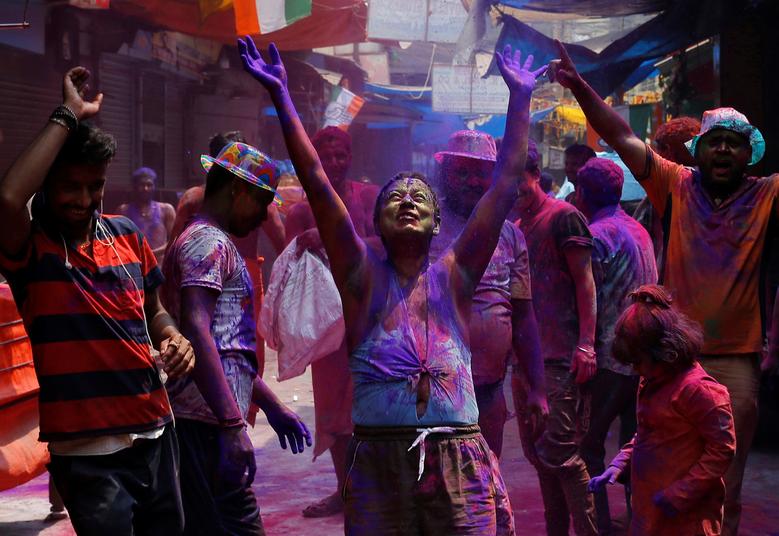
xmin=162 ymin=141 xmax=311 ymax=535
xmin=550 ymin=39 xmax=774 ymax=534
xmin=429 ymin=129 xmax=547 ymax=458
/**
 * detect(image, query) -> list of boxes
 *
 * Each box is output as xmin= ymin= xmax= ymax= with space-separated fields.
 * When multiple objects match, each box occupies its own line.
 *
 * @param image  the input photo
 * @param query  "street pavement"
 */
xmin=1 ymin=347 xmax=778 ymax=535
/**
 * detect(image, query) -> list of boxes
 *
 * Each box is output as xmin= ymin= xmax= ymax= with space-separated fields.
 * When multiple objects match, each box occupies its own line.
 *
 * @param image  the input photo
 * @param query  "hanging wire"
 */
xmin=408 ymin=43 xmax=437 ymax=100
xmin=0 ymin=0 xmax=31 ymax=29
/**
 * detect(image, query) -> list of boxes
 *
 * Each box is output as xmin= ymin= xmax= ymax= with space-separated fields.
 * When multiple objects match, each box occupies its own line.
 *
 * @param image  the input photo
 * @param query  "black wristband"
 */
xmin=50 ymin=106 xmax=78 ymax=132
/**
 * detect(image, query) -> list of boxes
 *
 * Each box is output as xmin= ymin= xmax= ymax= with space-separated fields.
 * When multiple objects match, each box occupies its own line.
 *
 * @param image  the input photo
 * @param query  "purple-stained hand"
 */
xmin=494 ymin=45 xmax=548 ymax=96
xmin=265 ymin=404 xmax=313 ymax=455
xmin=237 ymin=37 xmax=287 ymax=94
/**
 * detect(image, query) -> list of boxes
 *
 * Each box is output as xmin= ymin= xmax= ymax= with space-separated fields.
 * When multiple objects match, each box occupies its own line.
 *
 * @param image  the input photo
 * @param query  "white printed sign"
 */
xmin=367 ymin=0 xmax=468 ymax=43
xmin=432 ymin=65 xmax=510 ymax=114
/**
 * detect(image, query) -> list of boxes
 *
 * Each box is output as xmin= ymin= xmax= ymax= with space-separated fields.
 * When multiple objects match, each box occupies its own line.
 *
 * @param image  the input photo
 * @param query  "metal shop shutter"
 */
xmin=98 ymin=53 xmax=137 ymax=187
xmin=0 ymin=80 xmax=60 ymax=176
xmin=164 ymin=81 xmax=185 ymax=189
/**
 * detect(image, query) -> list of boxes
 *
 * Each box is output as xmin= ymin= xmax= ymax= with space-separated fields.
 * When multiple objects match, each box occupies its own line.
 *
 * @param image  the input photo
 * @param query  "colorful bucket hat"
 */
xmin=201 ymin=142 xmax=283 ymax=205
xmin=685 ymin=107 xmax=765 ymax=166
xmin=434 ymin=130 xmax=497 ymax=163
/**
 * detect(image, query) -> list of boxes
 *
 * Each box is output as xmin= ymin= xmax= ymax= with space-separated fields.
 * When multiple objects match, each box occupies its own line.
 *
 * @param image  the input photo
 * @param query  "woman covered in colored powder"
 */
xmin=589 ymin=285 xmax=736 ymax=535
xmin=238 ymin=37 xmax=545 ymax=534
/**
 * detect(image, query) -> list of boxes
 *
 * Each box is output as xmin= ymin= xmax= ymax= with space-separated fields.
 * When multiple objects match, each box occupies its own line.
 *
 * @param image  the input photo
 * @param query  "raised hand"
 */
xmin=62 ymin=67 xmax=103 ymax=121
xmin=495 ymin=45 xmax=547 ymax=96
xmin=547 ymin=39 xmax=581 ymax=89
xmin=237 ymin=37 xmax=287 ymax=94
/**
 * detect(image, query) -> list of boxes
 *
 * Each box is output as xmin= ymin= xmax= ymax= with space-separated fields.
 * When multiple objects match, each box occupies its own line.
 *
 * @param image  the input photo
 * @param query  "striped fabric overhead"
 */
xmin=234 ymin=0 xmax=313 ymax=35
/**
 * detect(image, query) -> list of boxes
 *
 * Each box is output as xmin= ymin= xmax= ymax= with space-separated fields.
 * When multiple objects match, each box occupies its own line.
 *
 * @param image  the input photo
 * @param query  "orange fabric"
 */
xmin=639 ymin=147 xmax=779 ymax=354
xmin=311 ymin=342 xmax=353 ymax=459
xmin=0 ymin=284 xmax=48 ymax=491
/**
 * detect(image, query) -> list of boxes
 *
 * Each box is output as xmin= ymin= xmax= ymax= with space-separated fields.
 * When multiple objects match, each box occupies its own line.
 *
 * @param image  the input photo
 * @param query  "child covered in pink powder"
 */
xmin=589 ymin=285 xmax=736 ymax=535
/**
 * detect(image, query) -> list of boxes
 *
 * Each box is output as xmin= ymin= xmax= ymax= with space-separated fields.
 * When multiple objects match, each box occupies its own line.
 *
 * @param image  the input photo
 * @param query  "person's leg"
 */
xmin=534 ymin=365 xmax=597 ymax=536
xmin=475 ymin=378 xmax=508 ymax=457
xmin=306 ymin=346 xmax=353 ymax=518
xmin=44 ymin=474 xmax=68 ymax=522
xmin=618 ymin=375 xmax=639 ymax=521
xmin=698 ymin=354 xmax=760 ymax=536
xmin=175 ymin=419 xmax=229 ymax=536
xmin=537 ymin=471 xmax=571 ymax=536
xmin=343 ymin=437 xmax=418 ymax=536
xmin=419 ymin=433 xmax=515 ymax=535
xmin=580 ymin=369 xmax=638 ymax=534
xmin=214 ymin=480 xmax=264 ymax=536
xmin=133 ymin=425 xmax=185 ymax=536
xmin=48 ymin=452 xmax=138 ymax=536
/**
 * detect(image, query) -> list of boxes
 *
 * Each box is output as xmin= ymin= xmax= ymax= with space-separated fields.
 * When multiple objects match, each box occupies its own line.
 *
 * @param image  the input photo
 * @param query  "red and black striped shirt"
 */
xmin=0 ymin=215 xmax=171 ymax=441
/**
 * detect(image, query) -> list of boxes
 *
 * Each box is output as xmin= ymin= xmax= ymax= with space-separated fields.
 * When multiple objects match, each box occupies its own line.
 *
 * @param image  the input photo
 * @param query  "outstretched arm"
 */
xmin=452 ymin=46 xmax=545 ymax=288
xmin=0 ymin=67 xmax=102 ymax=257
xmin=548 ymin=40 xmax=647 ymax=176
xmin=238 ymin=38 xmax=365 ymax=289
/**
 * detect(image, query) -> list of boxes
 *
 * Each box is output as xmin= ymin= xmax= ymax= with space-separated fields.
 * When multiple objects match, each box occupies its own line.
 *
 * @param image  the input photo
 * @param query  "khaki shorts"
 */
xmin=343 ymin=424 xmax=515 ymax=535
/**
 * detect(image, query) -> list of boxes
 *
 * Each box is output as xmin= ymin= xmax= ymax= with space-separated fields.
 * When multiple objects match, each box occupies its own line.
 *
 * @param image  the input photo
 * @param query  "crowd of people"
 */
xmin=0 ymin=36 xmax=775 ymax=536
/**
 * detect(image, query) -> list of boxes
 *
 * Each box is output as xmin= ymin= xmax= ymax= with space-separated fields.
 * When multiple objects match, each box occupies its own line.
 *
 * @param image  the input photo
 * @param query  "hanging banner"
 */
xmin=432 ymin=64 xmax=510 ymax=114
xmin=322 ymin=86 xmax=365 ymax=130
xmin=367 ymin=0 xmax=468 ymax=43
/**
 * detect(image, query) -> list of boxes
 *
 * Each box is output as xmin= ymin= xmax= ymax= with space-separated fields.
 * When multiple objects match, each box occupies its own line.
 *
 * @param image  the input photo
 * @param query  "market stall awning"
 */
xmin=496 ymin=0 xmax=670 ymax=17
xmin=488 ymin=0 xmax=748 ymax=97
xmin=111 ymin=0 xmax=366 ymax=49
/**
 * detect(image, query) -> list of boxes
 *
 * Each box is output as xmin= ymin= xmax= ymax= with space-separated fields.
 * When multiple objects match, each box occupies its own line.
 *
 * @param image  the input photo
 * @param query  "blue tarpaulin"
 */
xmin=488 ymin=0 xmax=745 ymax=97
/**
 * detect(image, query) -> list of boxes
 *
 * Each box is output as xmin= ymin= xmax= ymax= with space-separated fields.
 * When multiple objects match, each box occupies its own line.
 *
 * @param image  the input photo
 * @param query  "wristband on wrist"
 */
xmin=60 ymin=104 xmax=78 ymax=121
xmin=49 ymin=117 xmax=70 ymax=131
xmin=49 ymin=105 xmax=78 ymax=132
xmin=576 ymin=345 xmax=595 ymax=356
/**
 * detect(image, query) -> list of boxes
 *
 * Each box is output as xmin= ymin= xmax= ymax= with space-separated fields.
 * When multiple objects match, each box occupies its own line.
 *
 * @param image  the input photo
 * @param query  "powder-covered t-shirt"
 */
xmin=590 ymin=206 xmax=658 ymax=375
xmin=518 ymin=197 xmax=593 ymax=365
xmin=637 ymin=145 xmax=779 ymax=354
xmin=431 ymin=216 xmax=532 ymax=385
xmin=162 ymin=219 xmax=257 ymax=423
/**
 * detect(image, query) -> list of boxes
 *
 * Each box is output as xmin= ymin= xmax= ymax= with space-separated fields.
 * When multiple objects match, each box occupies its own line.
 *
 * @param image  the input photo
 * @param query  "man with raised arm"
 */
xmin=239 ymin=37 xmax=544 ymax=534
xmin=429 ymin=130 xmax=547 ymax=457
xmin=549 ymin=39 xmax=774 ymax=535
xmin=0 ymin=67 xmax=194 ymax=534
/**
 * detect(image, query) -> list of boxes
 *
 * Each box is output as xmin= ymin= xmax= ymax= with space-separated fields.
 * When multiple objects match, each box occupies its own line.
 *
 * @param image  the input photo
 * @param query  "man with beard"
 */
xmin=550 ymin=39 xmax=773 ymax=535
xmin=429 ymin=130 xmax=547 ymax=457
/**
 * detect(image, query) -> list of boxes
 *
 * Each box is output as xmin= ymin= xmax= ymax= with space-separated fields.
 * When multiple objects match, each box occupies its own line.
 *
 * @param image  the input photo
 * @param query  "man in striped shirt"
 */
xmin=0 ymin=67 xmax=194 ymax=535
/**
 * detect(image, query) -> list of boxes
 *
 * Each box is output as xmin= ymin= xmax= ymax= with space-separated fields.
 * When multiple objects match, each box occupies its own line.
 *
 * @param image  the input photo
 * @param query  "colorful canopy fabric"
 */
xmin=111 ymin=0 xmax=366 ymax=49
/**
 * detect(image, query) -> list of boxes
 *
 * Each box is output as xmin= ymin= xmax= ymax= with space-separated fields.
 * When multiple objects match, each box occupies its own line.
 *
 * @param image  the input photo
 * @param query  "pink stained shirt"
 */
xmin=609 ymin=362 xmax=735 ymax=535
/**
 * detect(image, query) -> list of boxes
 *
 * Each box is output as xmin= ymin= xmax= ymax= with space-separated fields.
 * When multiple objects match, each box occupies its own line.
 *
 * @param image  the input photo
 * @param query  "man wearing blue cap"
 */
xmin=162 ymin=142 xmax=311 ymax=535
xmin=550 ymin=39 xmax=775 ymax=535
